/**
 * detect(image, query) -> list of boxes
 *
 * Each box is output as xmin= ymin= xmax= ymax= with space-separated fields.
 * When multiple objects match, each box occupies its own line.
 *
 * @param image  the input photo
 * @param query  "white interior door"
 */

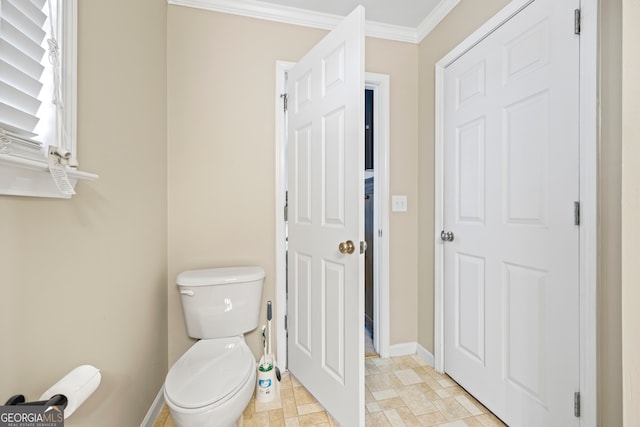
xmin=287 ymin=6 xmax=365 ymax=427
xmin=442 ymin=0 xmax=580 ymax=425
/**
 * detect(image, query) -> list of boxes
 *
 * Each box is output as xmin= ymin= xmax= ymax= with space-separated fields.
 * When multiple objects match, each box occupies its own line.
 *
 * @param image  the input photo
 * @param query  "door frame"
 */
xmin=275 ymin=61 xmax=391 ymax=369
xmin=433 ymin=0 xmax=598 ymax=426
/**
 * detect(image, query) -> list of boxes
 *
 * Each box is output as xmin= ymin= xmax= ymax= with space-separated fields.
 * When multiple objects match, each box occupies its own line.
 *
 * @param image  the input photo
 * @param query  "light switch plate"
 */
xmin=392 ymin=195 xmax=407 ymax=212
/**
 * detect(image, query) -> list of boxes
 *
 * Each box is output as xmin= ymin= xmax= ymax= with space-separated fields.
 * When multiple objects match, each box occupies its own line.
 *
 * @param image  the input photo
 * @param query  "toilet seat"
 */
xmin=164 ymin=337 xmax=254 ymax=410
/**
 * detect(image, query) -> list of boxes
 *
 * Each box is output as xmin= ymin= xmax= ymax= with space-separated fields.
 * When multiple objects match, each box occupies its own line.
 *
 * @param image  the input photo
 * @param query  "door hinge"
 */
xmin=574 ymin=201 xmax=580 ymax=226
xmin=284 ymin=314 xmax=288 ymax=331
xmin=574 ymin=392 xmax=581 ymax=417
xmin=574 ymin=9 xmax=581 ymax=35
xmin=284 ymin=191 xmax=288 ymax=221
xmin=280 ymin=93 xmax=288 ymax=112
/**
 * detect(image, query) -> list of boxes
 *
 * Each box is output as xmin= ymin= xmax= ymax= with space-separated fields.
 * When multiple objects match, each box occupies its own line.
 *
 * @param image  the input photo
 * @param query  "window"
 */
xmin=0 ymin=0 xmax=96 ymax=198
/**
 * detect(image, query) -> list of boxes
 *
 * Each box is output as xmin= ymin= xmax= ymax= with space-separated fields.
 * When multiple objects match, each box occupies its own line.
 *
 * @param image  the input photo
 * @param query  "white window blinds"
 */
xmin=0 ymin=0 xmax=47 ymax=139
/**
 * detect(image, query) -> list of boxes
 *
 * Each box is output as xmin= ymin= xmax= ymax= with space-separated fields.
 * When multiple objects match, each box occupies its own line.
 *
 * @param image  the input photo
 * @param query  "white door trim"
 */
xmin=433 ymin=0 xmax=598 ymax=426
xmin=365 ymin=73 xmax=391 ymax=359
xmin=275 ymin=62 xmax=391 ymax=368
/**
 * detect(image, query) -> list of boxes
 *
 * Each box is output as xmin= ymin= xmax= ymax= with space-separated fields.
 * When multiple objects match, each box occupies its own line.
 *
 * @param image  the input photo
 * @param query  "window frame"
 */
xmin=0 ymin=0 xmax=97 ymax=199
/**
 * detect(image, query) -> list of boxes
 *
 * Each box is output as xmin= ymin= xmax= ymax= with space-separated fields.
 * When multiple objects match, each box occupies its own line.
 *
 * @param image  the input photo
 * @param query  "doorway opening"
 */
xmin=274 ymin=63 xmax=391 ymax=370
xmin=364 ymin=88 xmax=376 ymax=357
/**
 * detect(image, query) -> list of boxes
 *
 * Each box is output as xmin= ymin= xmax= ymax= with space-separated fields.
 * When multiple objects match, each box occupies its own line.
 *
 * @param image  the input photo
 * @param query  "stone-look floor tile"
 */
xmin=454 ymin=395 xmax=484 ymax=416
xmin=444 ymin=386 xmax=469 ymax=397
xmin=366 ymin=359 xmax=383 ymax=375
xmin=282 ymin=397 xmax=298 ymax=418
xmin=367 ymin=401 xmax=383 ymax=413
xmin=157 ymin=355 xmax=505 ymax=427
xmin=392 ymin=407 xmax=422 ymax=427
xmin=285 ymin=417 xmax=301 ymax=427
xmin=433 ymin=397 xmax=472 ymax=421
xmin=383 ymin=409 xmax=407 ymax=427
xmin=372 ymin=359 xmax=398 ymax=374
xmin=372 ymin=388 xmax=399 ymax=401
xmin=422 ymin=366 xmax=449 ymax=381
xmin=394 ymin=368 xmax=424 ymax=386
xmin=365 ymin=387 xmax=376 ymax=402
xmin=290 ymin=375 xmax=302 ymax=388
xmin=463 ymin=394 xmax=489 ymax=414
xmin=297 ymin=402 xmax=325 ymax=415
xmin=298 ymin=411 xmax=329 ymax=426
xmin=293 ymin=386 xmax=317 ymax=405
xmin=366 ymin=412 xmax=393 ymax=427
xmin=438 ymin=378 xmax=458 ymax=388
xmin=375 ymin=397 xmax=407 ymax=411
xmin=269 ymin=408 xmax=285 ymax=425
xmin=372 ymin=357 xmax=396 ymax=368
xmin=255 ymin=396 xmax=283 ymax=412
xmin=408 ymin=354 xmax=428 ymax=367
xmin=395 ymin=384 xmax=438 ymax=416
xmin=280 ymin=374 xmax=293 ymax=389
xmin=420 ymin=373 xmax=444 ymax=390
xmin=459 ymin=416 xmax=488 ymax=427
xmin=366 ymin=373 xmax=404 ymax=392
xmin=438 ymin=420 xmax=470 ymax=427
xmin=243 ymin=397 xmax=256 ymax=417
xmin=415 ymin=411 xmax=448 ymax=426
xmin=391 ymin=355 xmax=421 ymax=370
xmin=435 ymin=388 xmax=452 ymax=398
xmin=475 ymin=413 xmax=508 ymax=427
xmin=242 ymin=411 xmax=270 ymax=427
xmin=281 ymin=388 xmax=294 ymax=400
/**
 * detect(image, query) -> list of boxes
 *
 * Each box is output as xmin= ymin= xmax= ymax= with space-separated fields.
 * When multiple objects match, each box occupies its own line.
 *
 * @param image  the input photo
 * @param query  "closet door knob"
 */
xmin=440 ymin=231 xmax=455 ymax=242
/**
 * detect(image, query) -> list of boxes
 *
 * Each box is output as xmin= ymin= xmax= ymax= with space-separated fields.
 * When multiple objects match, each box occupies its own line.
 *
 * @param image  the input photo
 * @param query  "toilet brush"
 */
xmin=261 ymin=325 xmax=268 ymax=370
xmin=266 ymin=301 xmax=281 ymax=382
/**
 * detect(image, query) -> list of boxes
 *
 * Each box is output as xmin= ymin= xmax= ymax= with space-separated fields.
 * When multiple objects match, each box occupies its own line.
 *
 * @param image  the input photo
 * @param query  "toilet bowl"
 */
xmin=164 ymin=266 xmax=265 ymax=427
xmin=164 ymin=337 xmax=255 ymax=427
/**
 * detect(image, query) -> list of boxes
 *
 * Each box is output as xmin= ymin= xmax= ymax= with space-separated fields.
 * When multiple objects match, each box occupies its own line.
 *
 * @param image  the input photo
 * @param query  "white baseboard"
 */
xmin=389 ymin=342 xmax=417 ymax=357
xmin=140 ymin=386 xmax=165 ymax=427
xmin=416 ymin=343 xmax=435 ymax=367
xmin=388 ymin=342 xmax=435 ymax=368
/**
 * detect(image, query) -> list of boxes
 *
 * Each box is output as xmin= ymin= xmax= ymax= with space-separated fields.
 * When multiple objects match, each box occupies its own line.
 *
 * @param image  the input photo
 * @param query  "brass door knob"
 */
xmin=338 ymin=240 xmax=355 ymax=254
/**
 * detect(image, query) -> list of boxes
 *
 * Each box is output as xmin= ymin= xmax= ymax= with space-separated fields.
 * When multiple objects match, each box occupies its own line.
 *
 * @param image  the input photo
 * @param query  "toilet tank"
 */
xmin=177 ymin=266 xmax=265 ymax=339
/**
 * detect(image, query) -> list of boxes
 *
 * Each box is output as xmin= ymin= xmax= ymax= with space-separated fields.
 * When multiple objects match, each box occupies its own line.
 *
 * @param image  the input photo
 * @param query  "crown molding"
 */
xmin=416 ymin=0 xmax=461 ymax=42
xmin=167 ymin=0 xmax=456 ymax=44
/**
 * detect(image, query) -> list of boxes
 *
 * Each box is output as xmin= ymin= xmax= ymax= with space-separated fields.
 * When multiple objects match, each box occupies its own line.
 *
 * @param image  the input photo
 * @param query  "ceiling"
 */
xmin=169 ymin=0 xmax=462 ymax=43
xmin=255 ymin=0 xmax=444 ymax=28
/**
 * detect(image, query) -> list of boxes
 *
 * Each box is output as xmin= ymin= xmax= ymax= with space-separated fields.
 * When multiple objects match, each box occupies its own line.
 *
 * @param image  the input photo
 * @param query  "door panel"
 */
xmin=287 ymin=6 xmax=365 ymax=427
xmin=443 ymin=0 xmax=580 ymax=425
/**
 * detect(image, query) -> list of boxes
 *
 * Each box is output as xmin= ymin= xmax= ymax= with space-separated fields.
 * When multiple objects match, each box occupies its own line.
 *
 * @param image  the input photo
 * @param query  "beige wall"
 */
xmin=622 ymin=0 xmax=640 ymax=424
xmin=0 ymin=0 xmax=168 ymax=425
xmin=167 ymin=6 xmax=420 ymax=364
xmin=599 ymin=0 xmax=623 ymax=425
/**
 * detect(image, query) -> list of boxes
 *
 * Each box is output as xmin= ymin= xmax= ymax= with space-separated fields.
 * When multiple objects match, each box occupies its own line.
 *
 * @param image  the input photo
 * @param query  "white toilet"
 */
xmin=164 ymin=266 xmax=265 ymax=427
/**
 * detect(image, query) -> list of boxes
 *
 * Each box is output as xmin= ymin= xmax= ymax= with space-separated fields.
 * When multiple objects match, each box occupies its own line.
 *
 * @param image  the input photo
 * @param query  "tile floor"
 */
xmin=154 ymin=354 xmax=507 ymax=427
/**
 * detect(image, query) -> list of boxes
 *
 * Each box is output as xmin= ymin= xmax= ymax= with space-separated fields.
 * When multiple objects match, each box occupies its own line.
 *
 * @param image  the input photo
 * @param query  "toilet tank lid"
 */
xmin=177 ymin=266 xmax=265 ymax=287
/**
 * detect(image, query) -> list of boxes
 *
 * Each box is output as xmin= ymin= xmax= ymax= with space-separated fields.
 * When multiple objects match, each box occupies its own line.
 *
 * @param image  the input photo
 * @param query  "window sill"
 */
xmin=0 ymin=154 xmax=99 ymax=199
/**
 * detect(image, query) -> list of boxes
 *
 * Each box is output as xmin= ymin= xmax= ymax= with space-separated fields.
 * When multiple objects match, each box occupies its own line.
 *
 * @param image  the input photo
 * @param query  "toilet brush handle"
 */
xmin=267 ymin=301 xmax=272 ymax=355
